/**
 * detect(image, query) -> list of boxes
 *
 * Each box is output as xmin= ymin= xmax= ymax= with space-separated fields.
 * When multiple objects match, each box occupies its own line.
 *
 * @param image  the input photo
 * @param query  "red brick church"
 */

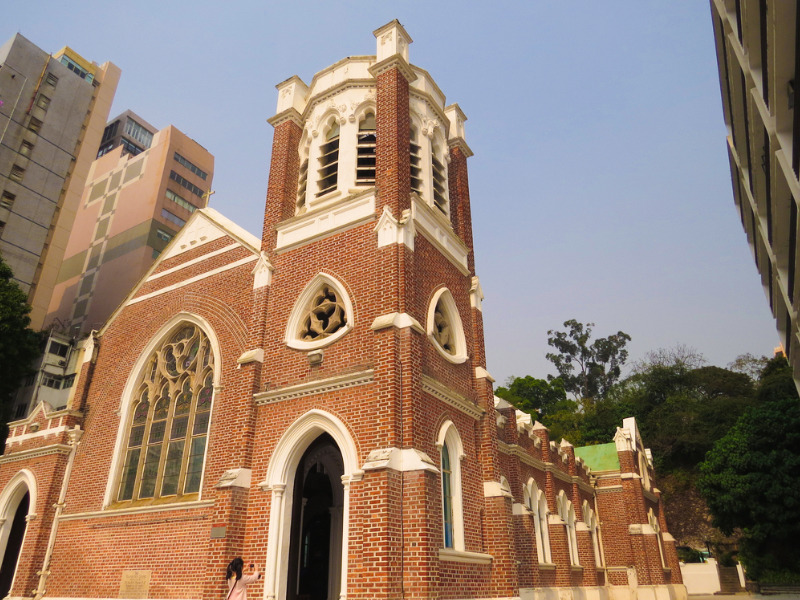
xmin=0 ymin=21 xmax=684 ymax=600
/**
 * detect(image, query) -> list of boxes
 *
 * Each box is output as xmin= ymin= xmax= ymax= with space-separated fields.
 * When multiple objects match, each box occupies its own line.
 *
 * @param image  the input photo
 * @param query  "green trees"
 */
xmin=698 ymin=357 xmax=800 ymax=581
xmin=0 ymin=255 xmax=42 ymax=442
xmin=502 ymin=319 xmax=788 ymax=559
xmin=546 ymin=319 xmax=631 ymax=406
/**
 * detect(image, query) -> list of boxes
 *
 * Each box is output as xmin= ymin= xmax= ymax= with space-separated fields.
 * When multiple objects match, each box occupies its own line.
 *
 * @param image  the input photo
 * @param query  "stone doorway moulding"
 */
xmin=260 ymin=410 xmax=361 ymax=600
xmin=0 ymin=469 xmax=37 ymax=598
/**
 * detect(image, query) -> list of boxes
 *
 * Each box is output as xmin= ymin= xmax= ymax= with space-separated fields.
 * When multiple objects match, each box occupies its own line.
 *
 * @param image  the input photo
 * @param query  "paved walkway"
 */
xmin=690 ymin=595 xmax=800 ymax=599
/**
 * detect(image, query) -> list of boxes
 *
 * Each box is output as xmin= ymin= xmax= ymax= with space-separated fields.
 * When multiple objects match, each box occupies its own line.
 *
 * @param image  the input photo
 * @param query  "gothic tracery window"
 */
xmin=299 ymin=284 xmax=347 ymax=342
xmin=117 ymin=324 xmax=214 ymax=503
xmin=433 ymin=299 xmax=455 ymax=355
xmin=427 ymin=288 xmax=467 ymax=363
xmin=286 ymin=274 xmax=354 ymax=351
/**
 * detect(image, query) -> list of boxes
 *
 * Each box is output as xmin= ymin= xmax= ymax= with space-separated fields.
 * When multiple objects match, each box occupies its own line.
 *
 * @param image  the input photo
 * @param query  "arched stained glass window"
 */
xmin=116 ymin=324 xmax=215 ymax=504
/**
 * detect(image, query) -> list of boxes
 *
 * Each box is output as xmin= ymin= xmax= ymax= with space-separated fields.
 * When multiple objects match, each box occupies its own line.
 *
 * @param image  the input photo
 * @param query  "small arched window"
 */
xmin=441 ymin=442 xmax=454 ymax=548
xmin=584 ymin=501 xmax=602 ymax=567
xmin=558 ymin=491 xmax=579 ymax=566
xmin=437 ymin=421 xmax=465 ymax=551
xmin=356 ymin=112 xmax=376 ymax=185
xmin=317 ymin=121 xmax=340 ymax=197
xmin=527 ymin=479 xmax=552 ymax=564
xmin=116 ymin=324 xmax=214 ymax=503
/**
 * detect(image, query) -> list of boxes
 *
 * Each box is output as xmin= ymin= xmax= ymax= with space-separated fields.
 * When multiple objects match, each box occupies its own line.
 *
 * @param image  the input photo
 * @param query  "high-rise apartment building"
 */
xmin=0 ymin=34 xmax=120 ymax=328
xmin=8 ymin=114 xmax=214 ymax=419
xmin=711 ymin=1 xmax=799 ymax=380
xmin=45 ymin=113 xmax=214 ymax=337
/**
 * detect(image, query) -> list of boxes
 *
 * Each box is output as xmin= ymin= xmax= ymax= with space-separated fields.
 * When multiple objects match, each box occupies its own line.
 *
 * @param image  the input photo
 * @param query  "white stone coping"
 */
xmin=274 ymin=190 xmax=375 ymax=252
xmin=371 ymin=312 xmax=424 ymax=333
xmin=411 ymin=196 xmax=470 ymax=275
xmin=438 ymin=548 xmax=493 ymax=565
xmin=215 ymin=468 xmax=252 ymax=489
xmin=237 ymin=349 xmax=264 ymax=365
xmin=254 ymin=370 xmax=374 ymax=405
xmin=420 ymin=374 xmax=483 ymax=420
xmin=60 ymin=499 xmax=215 ymax=521
xmin=361 ymin=447 xmax=437 ymax=473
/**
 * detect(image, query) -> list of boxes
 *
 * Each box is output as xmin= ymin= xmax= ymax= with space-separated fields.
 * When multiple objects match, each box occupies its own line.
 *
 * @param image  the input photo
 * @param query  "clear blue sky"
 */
xmin=4 ymin=1 xmax=778 ymax=384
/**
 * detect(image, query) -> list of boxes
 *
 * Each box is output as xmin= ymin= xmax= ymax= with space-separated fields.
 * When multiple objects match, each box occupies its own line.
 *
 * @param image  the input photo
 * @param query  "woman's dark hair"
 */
xmin=226 ymin=557 xmax=244 ymax=581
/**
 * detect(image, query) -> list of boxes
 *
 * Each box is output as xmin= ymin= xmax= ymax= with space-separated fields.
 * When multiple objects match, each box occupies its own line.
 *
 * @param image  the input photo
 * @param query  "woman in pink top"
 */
xmin=226 ymin=557 xmax=261 ymax=600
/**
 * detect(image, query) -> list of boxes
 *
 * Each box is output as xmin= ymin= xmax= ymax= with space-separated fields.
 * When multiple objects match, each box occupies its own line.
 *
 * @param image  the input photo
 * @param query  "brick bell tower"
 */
xmin=247 ymin=20 xmax=514 ymax=600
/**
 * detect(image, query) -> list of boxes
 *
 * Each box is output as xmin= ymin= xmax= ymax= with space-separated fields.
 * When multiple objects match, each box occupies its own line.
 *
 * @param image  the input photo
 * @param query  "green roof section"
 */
xmin=574 ymin=442 xmax=619 ymax=472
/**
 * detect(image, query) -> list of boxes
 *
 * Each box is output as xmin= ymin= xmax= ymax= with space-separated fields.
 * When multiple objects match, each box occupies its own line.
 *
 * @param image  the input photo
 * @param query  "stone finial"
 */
xmin=275 ymin=75 xmax=309 ymax=116
xmin=374 ymin=20 xmax=413 ymax=63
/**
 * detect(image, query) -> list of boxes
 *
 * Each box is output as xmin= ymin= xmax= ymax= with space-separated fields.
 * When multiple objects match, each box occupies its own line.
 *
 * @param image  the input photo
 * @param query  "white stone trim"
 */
xmin=411 ymin=196 xmax=469 ymax=274
xmin=59 ymin=499 xmax=216 ymax=521
xmin=215 ymin=468 xmax=252 ymax=489
xmin=361 ymin=448 xmax=437 ymax=473
xmin=426 ymin=287 xmax=468 ymax=364
xmin=436 ymin=421 xmax=466 ymax=552
xmin=253 ymin=252 xmax=274 ymax=289
xmin=254 ymin=370 xmax=373 ymax=405
xmin=470 ymin=276 xmax=484 ymax=311
xmin=0 ymin=444 xmax=72 ymax=463
xmin=128 ymin=255 xmax=258 ymax=305
xmin=147 ymin=243 xmax=240 ymax=281
xmin=474 ymin=367 xmax=494 ymax=382
xmin=284 ymin=273 xmax=354 ymax=351
xmin=483 ymin=480 xmax=512 ymax=498
xmin=2 ymin=425 xmax=72 ymax=447
xmin=375 ymin=206 xmax=415 ymax=250
xmin=438 ymin=548 xmax=493 ymax=565
xmin=237 ymin=349 xmax=264 ymax=365
xmin=421 ymin=375 xmax=483 ymax=420
xmin=275 ymin=191 xmax=375 ymax=252
xmin=370 ymin=312 xmax=424 ymax=333
xmin=259 ymin=409 xmax=361 ymax=600
xmin=0 ymin=467 xmax=38 ymax=589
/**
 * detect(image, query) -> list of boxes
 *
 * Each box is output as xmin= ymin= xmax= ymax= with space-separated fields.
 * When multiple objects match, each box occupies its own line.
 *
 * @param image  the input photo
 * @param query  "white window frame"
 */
xmin=436 ymin=420 xmax=465 ymax=551
xmin=103 ymin=313 xmax=220 ymax=509
xmin=527 ymin=478 xmax=552 ymax=564
xmin=285 ymin=273 xmax=354 ymax=351
xmin=426 ymin=287 xmax=467 ymax=364
xmin=557 ymin=491 xmax=580 ymax=566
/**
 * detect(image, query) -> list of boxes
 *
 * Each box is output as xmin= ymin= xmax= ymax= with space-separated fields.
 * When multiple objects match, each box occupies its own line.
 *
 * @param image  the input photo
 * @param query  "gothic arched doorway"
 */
xmin=286 ymin=434 xmax=344 ymax=600
xmin=0 ymin=491 xmax=29 ymax=598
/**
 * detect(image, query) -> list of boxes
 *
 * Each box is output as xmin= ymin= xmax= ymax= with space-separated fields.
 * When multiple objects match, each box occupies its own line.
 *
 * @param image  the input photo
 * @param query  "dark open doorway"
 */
xmin=0 ymin=490 xmax=30 ymax=598
xmin=286 ymin=434 xmax=343 ymax=600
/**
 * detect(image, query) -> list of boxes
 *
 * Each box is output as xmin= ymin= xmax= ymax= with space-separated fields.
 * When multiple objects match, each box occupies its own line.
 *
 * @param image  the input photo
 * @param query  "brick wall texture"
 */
xmin=0 ymin=55 xmax=682 ymax=600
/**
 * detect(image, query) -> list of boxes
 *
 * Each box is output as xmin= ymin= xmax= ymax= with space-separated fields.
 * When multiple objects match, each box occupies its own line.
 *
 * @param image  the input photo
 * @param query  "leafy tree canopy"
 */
xmin=495 ymin=376 xmax=567 ymax=419
xmin=545 ymin=319 xmax=631 ymax=405
xmin=0 ymin=255 xmax=42 ymax=429
xmin=698 ymin=356 xmax=800 ymax=581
